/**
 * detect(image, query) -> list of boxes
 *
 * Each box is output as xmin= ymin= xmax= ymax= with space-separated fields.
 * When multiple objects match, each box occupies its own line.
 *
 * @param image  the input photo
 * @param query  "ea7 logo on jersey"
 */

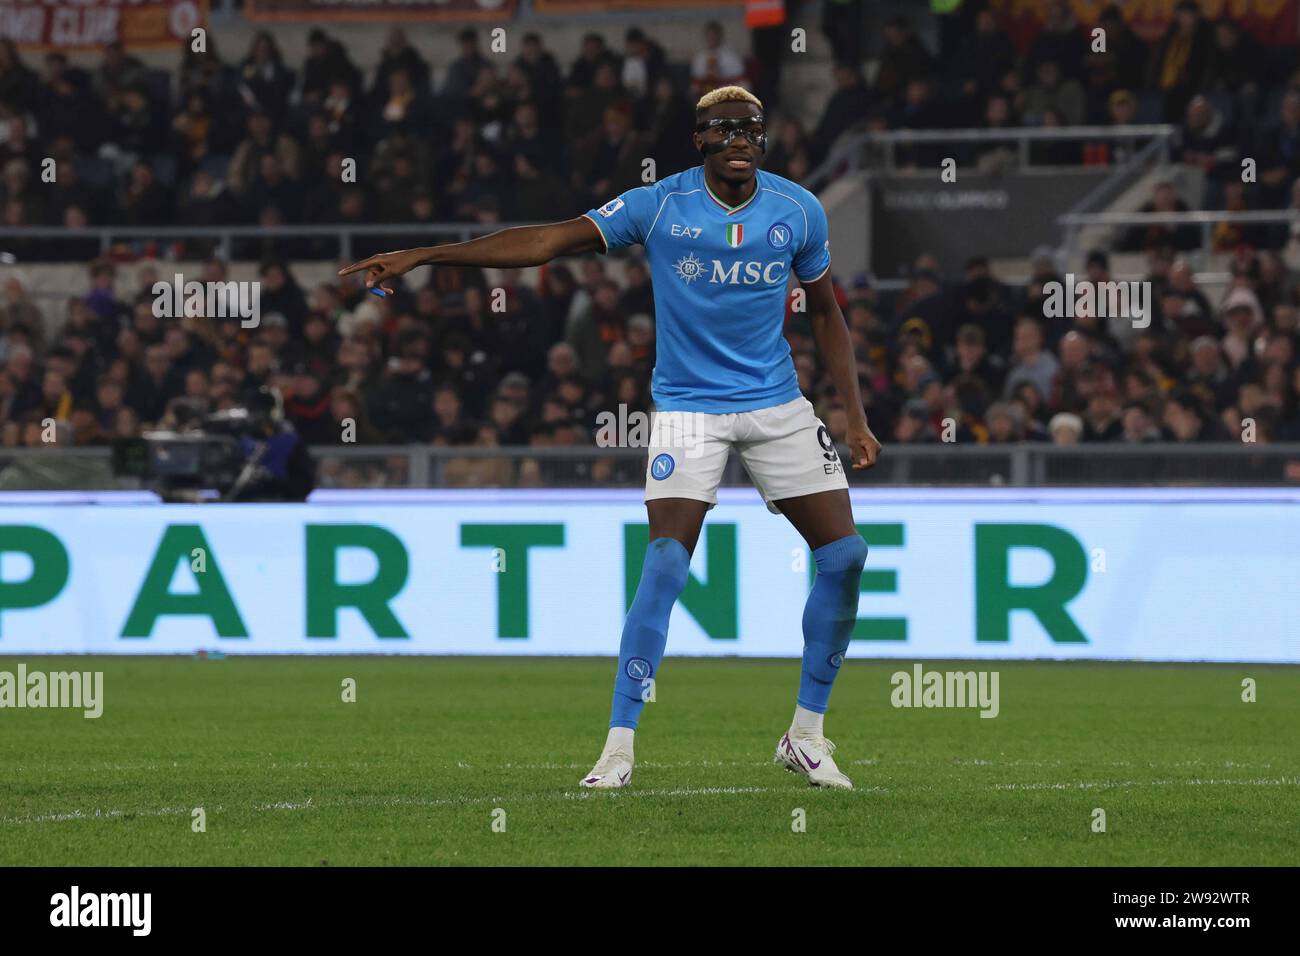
xmin=670 ymin=224 xmax=702 ymax=239
xmin=597 ymin=198 xmax=625 ymax=218
xmin=710 ymin=260 xmax=787 ymax=285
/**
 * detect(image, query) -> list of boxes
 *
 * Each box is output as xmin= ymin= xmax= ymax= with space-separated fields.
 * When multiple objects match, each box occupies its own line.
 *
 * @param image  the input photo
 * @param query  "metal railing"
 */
xmin=3 ymin=443 xmax=1299 ymax=491
xmin=806 ymin=124 xmax=1177 ymax=190
xmin=0 ymin=222 xmax=532 ymax=263
xmin=1056 ymin=208 xmax=1300 ymax=257
xmin=0 ymin=127 xmax=1182 ymax=260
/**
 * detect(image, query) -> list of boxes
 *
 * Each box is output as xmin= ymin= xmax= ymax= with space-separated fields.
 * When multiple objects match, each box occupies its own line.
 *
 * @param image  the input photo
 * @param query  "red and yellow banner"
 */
xmin=535 ymin=0 xmax=738 ymax=12
xmin=0 ymin=0 xmax=207 ymax=51
xmin=990 ymin=0 xmax=1299 ymax=49
xmin=245 ymin=0 xmax=515 ymax=22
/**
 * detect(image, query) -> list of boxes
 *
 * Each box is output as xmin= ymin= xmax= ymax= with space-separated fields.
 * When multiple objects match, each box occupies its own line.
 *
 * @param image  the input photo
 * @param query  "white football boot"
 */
xmin=774 ymin=730 xmax=853 ymax=790
xmin=579 ymin=729 xmax=634 ymax=789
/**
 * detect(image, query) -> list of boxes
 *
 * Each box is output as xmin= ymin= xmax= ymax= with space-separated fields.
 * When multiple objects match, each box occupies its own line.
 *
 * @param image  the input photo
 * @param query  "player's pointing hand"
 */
xmin=337 ymin=248 xmax=428 ymax=294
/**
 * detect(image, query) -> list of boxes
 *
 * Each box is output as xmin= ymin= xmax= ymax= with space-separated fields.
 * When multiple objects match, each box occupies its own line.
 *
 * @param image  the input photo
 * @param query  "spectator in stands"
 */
xmin=301 ymin=29 xmax=362 ymax=106
xmin=1204 ymin=18 xmax=1266 ymax=115
xmin=821 ymin=0 xmax=865 ymax=69
xmin=226 ymin=109 xmax=301 ymax=216
xmin=1097 ymin=5 xmax=1147 ymax=93
xmin=874 ymin=15 xmax=934 ymax=107
xmin=35 ymin=53 xmax=93 ymax=151
xmin=0 ymin=39 xmax=40 ymax=108
xmin=373 ymin=28 xmax=431 ymax=101
xmin=93 ymin=41 xmax=146 ymax=103
xmin=891 ymin=77 xmax=948 ymax=167
xmin=573 ymin=102 xmax=654 ymax=207
xmin=117 ymin=160 xmax=171 ymax=226
xmin=516 ymin=32 xmax=564 ymax=126
xmin=1121 ymin=181 xmax=1201 ymax=252
xmin=566 ymin=59 xmax=626 ymax=143
xmin=1048 ymin=411 xmax=1084 ymax=444
xmin=1164 ymin=387 xmax=1229 ymax=441
xmin=1031 ymin=106 xmax=1083 ymax=164
xmin=239 ymin=31 xmax=295 ymax=121
xmin=1256 ymin=90 xmax=1300 ymax=206
xmin=179 ymin=39 xmax=244 ymax=150
xmin=375 ymin=66 xmax=435 ymax=143
xmin=1004 ymin=317 xmax=1060 ymax=402
xmin=442 ymin=28 xmax=490 ymax=107
xmin=9 ymin=13 xmax=1300 ymax=464
xmin=1176 ymin=95 xmax=1239 ymax=184
xmin=952 ymin=6 xmax=1017 ymax=107
xmin=810 ymin=65 xmax=870 ymax=168
xmin=1023 ymin=58 xmax=1084 ymax=127
xmin=985 ymin=401 xmax=1025 ymax=443
xmin=1027 ymin=0 xmax=1082 ymax=81
xmin=1149 ymin=0 xmax=1212 ymax=121
xmin=104 ymin=86 xmax=165 ymax=163
xmin=690 ymin=21 xmax=746 ymax=98
xmin=621 ymin=27 xmax=667 ymax=107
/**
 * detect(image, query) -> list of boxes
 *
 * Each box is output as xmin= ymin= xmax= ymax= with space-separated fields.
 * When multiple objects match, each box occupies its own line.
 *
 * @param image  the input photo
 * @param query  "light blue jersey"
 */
xmin=584 ymin=166 xmax=831 ymax=413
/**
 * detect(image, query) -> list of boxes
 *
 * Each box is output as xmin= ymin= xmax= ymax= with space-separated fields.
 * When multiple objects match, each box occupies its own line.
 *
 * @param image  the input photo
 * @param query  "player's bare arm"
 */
xmin=802 ymin=271 xmax=882 ymax=469
xmin=336 ymin=216 xmax=605 ymax=292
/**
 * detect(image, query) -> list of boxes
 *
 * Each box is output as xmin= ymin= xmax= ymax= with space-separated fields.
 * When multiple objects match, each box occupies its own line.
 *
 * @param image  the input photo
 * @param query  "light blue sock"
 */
xmin=610 ymin=537 xmax=691 ymax=729
xmin=798 ymin=534 xmax=869 ymax=714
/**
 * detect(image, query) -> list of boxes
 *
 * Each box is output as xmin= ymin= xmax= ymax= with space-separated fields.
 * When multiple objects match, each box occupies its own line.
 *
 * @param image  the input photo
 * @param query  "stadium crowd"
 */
xmin=4 ymin=236 xmax=1300 ymax=464
xmin=3 ymin=1 xmax=1300 ymax=470
xmin=3 ymin=1 xmax=1300 ymax=232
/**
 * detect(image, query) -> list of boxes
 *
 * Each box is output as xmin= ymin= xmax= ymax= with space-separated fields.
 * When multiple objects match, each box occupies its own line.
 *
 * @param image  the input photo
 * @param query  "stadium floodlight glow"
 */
xmin=694 ymin=115 xmax=768 ymax=154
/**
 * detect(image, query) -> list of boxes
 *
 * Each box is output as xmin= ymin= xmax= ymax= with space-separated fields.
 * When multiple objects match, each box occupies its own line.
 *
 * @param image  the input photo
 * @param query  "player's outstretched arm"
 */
xmin=337 ymin=216 xmax=605 ymax=292
xmin=803 ymin=271 xmax=883 ymax=469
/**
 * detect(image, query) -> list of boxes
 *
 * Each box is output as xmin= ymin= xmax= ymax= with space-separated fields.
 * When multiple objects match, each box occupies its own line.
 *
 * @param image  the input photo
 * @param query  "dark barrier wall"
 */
xmin=870 ymin=170 xmax=1107 ymax=275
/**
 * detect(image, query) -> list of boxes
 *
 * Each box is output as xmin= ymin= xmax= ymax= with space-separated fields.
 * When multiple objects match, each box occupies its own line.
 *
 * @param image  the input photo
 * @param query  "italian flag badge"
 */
xmin=725 ymin=223 xmax=744 ymax=247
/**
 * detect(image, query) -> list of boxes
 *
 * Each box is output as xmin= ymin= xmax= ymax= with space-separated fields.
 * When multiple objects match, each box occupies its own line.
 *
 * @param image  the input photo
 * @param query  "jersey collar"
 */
xmin=704 ymin=173 xmax=760 ymax=216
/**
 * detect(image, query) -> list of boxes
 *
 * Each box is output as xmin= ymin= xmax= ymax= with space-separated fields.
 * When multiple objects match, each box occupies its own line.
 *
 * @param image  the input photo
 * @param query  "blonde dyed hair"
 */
xmin=695 ymin=85 xmax=763 ymax=115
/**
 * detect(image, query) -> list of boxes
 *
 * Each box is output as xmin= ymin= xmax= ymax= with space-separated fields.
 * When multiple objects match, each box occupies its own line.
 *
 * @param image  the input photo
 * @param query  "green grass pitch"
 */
xmin=2 ymin=656 xmax=1297 ymax=866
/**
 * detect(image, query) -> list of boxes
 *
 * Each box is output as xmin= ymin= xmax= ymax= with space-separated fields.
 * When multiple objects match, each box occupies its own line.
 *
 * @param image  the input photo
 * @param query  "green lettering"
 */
xmin=0 ymin=526 xmax=70 ymax=636
xmin=625 ymin=524 xmax=737 ymax=639
xmin=122 ymin=525 xmax=247 ymax=638
xmin=306 ymin=524 xmax=410 ymax=638
xmin=807 ymin=523 xmax=906 ymax=641
xmin=460 ymin=524 xmax=564 ymax=639
xmin=975 ymin=523 xmax=1088 ymax=643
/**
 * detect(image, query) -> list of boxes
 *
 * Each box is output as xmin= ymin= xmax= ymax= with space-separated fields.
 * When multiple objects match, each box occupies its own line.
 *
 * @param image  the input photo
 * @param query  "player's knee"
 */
xmin=841 ymin=535 xmax=869 ymax=574
xmin=814 ymin=534 xmax=869 ymax=576
xmin=643 ymin=536 xmax=691 ymax=594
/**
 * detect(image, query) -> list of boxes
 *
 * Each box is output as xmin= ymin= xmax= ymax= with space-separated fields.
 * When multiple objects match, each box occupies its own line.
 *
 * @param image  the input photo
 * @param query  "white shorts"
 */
xmin=643 ymin=396 xmax=849 ymax=514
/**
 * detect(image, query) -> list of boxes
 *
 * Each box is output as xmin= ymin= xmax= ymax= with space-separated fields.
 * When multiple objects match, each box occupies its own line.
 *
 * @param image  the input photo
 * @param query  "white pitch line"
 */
xmin=1 ymin=782 xmax=816 ymax=827
xmin=0 ymin=805 xmax=192 ymax=825
xmin=992 ymin=777 xmax=1300 ymax=792
xmin=500 ymin=760 xmax=771 ymax=770
xmin=563 ymin=785 xmax=772 ymax=799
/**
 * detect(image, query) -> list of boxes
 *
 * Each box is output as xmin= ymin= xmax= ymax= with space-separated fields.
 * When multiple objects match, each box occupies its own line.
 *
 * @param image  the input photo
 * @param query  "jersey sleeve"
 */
xmin=792 ymin=195 xmax=831 ymax=282
xmin=583 ymin=185 xmax=659 ymax=252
